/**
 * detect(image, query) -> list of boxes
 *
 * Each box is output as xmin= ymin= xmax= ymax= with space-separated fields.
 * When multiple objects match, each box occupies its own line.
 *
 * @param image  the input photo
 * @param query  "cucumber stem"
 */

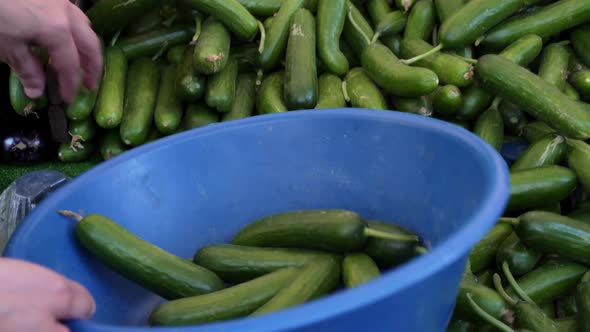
xmin=110 ymin=30 xmax=122 ymax=47
xmin=400 ymin=44 xmax=443 ymax=65
xmin=557 ymin=40 xmax=571 ymax=46
xmin=190 ymin=15 xmax=203 ymax=45
xmin=466 ymin=293 xmax=515 ymax=332
xmin=347 ymin=7 xmax=372 ymax=47
xmin=475 ymin=36 xmax=485 ymax=47
xmin=502 ymin=261 xmax=536 ymax=305
xmin=498 ymin=217 xmax=519 ymax=226
xmin=342 ymin=81 xmax=351 ymax=103
xmin=371 ymin=32 xmax=381 ymax=44
xmin=258 ymin=21 xmax=267 ymax=54
xmin=58 ymin=210 xmax=83 ymax=222
xmin=493 ymin=273 xmax=518 ymax=307
xmin=490 ymin=97 xmax=502 ymax=111
xmin=364 ymin=227 xmax=419 ymax=242
xmin=454 ymin=55 xmax=478 ymax=64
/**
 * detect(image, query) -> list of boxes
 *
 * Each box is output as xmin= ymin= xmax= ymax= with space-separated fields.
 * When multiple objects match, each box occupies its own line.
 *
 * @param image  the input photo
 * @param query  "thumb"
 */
xmin=8 ymin=45 xmax=46 ymax=99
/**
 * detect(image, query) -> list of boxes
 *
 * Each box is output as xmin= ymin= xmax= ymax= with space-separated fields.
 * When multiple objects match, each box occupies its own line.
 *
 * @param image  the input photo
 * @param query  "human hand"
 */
xmin=0 ymin=258 xmax=96 ymax=332
xmin=0 ymin=0 xmax=103 ymax=103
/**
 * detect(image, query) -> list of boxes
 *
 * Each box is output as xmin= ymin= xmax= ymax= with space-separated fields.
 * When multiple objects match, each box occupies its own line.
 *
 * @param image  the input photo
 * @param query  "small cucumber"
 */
xmin=120 ymin=58 xmax=160 ymax=146
xmin=434 ymin=0 xmax=464 ymax=23
xmin=473 ymin=104 xmax=504 ymax=152
xmin=446 ymin=319 xmax=476 ymax=332
xmin=257 ymin=72 xmax=287 ymax=114
xmin=538 ymin=42 xmax=570 ymax=92
xmin=148 ymin=267 xmax=298 ymax=326
xmin=194 ymin=244 xmax=336 ymax=283
xmin=576 ymin=272 xmax=590 ymax=332
xmin=183 ymin=103 xmax=219 ymax=130
xmin=9 ymin=70 xmax=48 ymax=117
xmin=315 ymin=73 xmax=347 ymax=109
xmin=569 ymin=69 xmax=590 ymax=101
xmin=86 ymin=0 xmax=159 ymax=36
xmin=222 ymin=73 xmax=256 ymax=122
xmin=193 ymin=17 xmax=231 ymax=75
xmin=522 ymin=121 xmax=556 ymax=143
xmin=567 ymin=139 xmax=590 ymax=191
xmin=94 ymin=47 xmax=128 ymax=129
xmin=514 ymin=302 xmax=560 ymax=332
xmin=403 ymin=0 xmax=435 ymax=41
xmin=468 ymin=223 xmax=513 ymax=274
xmin=374 ymin=11 xmax=407 ymax=40
xmin=497 ymin=34 xmax=544 ymax=68
xmin=68 ymin=117 xmax=97 ymax=142
xmin=571 ymin=25 xmax=590 ymax=69
xmin=316 ymin=0 xmax=349 ymax=77
xmin=237 ymin=0 xmax=283 ymax=17
xmin=364 ymin=221 xmax=421 ymax=269
xmin=100 ymin=130 xmax=127 ymax=161
xmin=496 ymin=232 xmax=541 ymax=277
xmin=342 ymin=253 xmax=380 ymax=288
xmin=251 ymin=256 xmax=340 ymax=316
xmin=344 ymin=68 xmax=388 ymax=110
xmin=455 ymin=81 xmax=494 ymax=121
xmin=508 ymin=166 xmax=577 ymax=211
xmin=454 ymin=277 xmax=508 ymax=323
xmin=284 ymin=8 xmax=318 ymax=110
xmin=181 ymin=0 xmax=259 ymax=40
xmin=66 ymin=86 xmax=98 ymax=121
xmin=510 ymin=134 xmax=566 ymax=172
xmin=433 ymin=85 xmax=462 ymax=116
xmin=154 ymin=65 xmax=183 ymax=135
xmin=117 ymin=25 xmax=195 ymax=60
xmin=393 ymin=95 xmax=433 ymax=117
xmin=206 ymin=58 xmax=238 ymax=113
xmin=58 ymin=142 xmax=96 ymax=163
xmin=175 ymin=45 xmax=206 ymax=102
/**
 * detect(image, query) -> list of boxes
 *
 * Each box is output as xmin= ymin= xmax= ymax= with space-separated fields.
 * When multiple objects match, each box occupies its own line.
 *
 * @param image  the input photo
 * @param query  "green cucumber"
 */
xmin=361 ymin=43 xmax=439 ymax=98
xmin=180 ymin=0 xmax=259 ymax=40
xmin=344 ymin=68 xmax=388 ymax=110
xmin=175 ymin=45 xmax=206 ymax=102
xmin=193 ymin=17 xmax=231 ymax=75
xmin=571 ymin=25 xmax=590 ymax=69
xmin=455 ymin=277 xmax=508 ymax=323
xmin=259 ymin=0 xmax=306 ymax=71
xmin=342 ymin=253 xmax=380 ymax=288
xmin=194 ymin=244 xmax=335 ymax=283
xmin=154 ymin=65 xmax=183 ymax=135
xmin=148 ymin=267 xmax=298 ymax=326
xmin=403 ymin=0 xmax=435 ymax=41
xmin=393 ymin=95 xmax=433 ymax=117
xmin=342 ymin=0 xmax=375 ymax=58
xmin=66 ymin=87 xmax=98 ymax=121
xmin=120 ymin=58 xmax=160 ymax=146
xmin=237 ymin=0 xmax=283 ymax=17
xmin=317 ymin=0 xmax=349 ymax=76
xmin=117 ymin=25 xmax=195 ymax=60
xmin=473 ymin=103 xmax=504 ymax=152
xmin=510 ymin=134 xmax=566 ymax=172
xmin=455 ymin=81 xmax=494 ymax=121
xmin=468 ymin=223 xmax=513 ymax=274
xmin=232 ymin=44 xmax=260 ymax=72
xmin=446 ymin=319 xmax=476 ymax=332
xmin=206 ymin=58 xmax=238 ymax=113
xmin=514 ymin=302 xmax=559 ymax=332
xmin=564 ymin=82 xmax=581 ymax=101
xmin=100 ymin=130 xmax=127 ymax=161
xmin=364 ymin=221 xmax=421 ymax=269
xmin=8 ymin=70 xmax=47 ymax=117
xmin=434 ymin=0 xmax=464 ymax=23
xmin=251 ymin=256 xmax=340 ymax=316
xmin=86 ymin=0 xmax=159 ymax=36
xmin=576 ymin=272 xmax=590 ymax=332
xmin=68 ymin=118 xmax=96 ymax=142
xmin=94 ymin=47 xmax=127 ymax=129
xmin=400 ymin=38 xmax=474 ymax=88
xmin=433 ymin=85 xmax=462 ymax=116
xmin=522 ymin=121 xmax=556 ymax=143
xmin=496 ymin=34 xmax=544 ymax=68
xmin=58 ymin=142 xmax=96 ymax=163
xmin=315 ymin=73 xmax=347 ymax=109
xmin=483 ymin=0 xmax=590 ymax=50
xmin=557 ymin=317 xmax=579 ymax=332
xmin=476 ymin=54 xmax=590 ymax=140
xmin=498 ymin=100 xmax=527 ymax=136
xmin=508 ymin=166 xmax=577 ymax=211
xmin=222 ymin=73 xmax=256 ymax=121
xmin=257 ymin=72 xmax=287 ymax=114
xmin=167 ymin=45 xmax=186 ymax=65
xmin=374 ymin=11 xmax=407 ymax=40
xmin=496 ymin=232 xmax=541 ymax=277
xmin=538 ymin=42 xmax=570 ymax=92
xmin=340 ymin=38 xmax=361 ymax=68
xmin=569 ymin=69 xmax=590 ymax=101
xmin=284 ymin=8 xmax=318 ymax=110
xmin=183 ymin=103 xmax=219 ymax=129
xmin=567 ymin=139 xmax=590 ymax=190
xmin=367 ymin=0 xmax=392 ymax=27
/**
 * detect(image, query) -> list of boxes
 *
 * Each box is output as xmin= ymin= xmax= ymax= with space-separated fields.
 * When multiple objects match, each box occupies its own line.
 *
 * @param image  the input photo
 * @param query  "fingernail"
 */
xmin=24 ymin=87 xmax=43 ymax=99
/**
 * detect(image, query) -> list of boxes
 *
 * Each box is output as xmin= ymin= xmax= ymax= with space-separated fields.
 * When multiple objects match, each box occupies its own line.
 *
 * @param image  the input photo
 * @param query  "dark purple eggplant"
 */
xmin=0 ymin=127 xmax=52 ymax=164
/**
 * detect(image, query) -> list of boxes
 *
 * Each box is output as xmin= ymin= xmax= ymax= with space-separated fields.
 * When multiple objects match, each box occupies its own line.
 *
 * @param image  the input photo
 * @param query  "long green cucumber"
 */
xmin=154 ymin=65 xmax=183 ymax=135
xmin=180 ymin=0 xmax=259 ymax=40
xmin=538 ymin=42 xmax=570 ymax=92
xmin=117 ymin=25 xmax=195 ymax=60
xmin=468 ymin=223 xmax=513 ymax=274
xmin=403 ymin=0 xmax=435 ymax=41
xmin=222 ymin=73 xmax=257 ymax=121
xmin=257 ymin=72 xmax=287 ymax=114
xmin=86 ymin=0 xmax=159 ymax=36
xmin=317 ymin=0 xmax=349 ymax=76
xmin=510 ymin=134 xmax=566 ymax=172
xmin=508 ymin=166 xmax=577 ymax=211
xmin=344 ymin=68 xmax=388 ymax=110
xmin=94 ymin=47 xmax=127 ymax=129
xmin=175 ymin=45 xmax=206 ymax=102
xmin=206 ymin=58 xmax=238 ymax=113
xmin=473 ymin=103 xmax=504 ymax=152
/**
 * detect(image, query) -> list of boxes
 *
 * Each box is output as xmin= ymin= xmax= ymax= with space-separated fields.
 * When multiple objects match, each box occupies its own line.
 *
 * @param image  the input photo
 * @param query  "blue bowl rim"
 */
xmin=4 ymin=108 xmax=510 ymax=332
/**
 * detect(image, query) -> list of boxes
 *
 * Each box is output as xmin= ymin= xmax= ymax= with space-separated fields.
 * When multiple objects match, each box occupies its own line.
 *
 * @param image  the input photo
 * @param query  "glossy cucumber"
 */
xmin=403 ymin=0 xmax=435 ymax=41
xmin=483 ymin=0 xmax=590 ymax=50
xmin=251 ymin=256 xmax=340 ymax=316
xmin=66 ymin=87 xmax=98 ymax=121
xmin=366 ymin=0 xmax=392 ymax=25
xmin=571 ymin=25 xmax=590 ymax=69
xmin=511 ymin=134 xmax=566 ymax=172
xmin=455 ymin=81 xmax=493 ymax=121
xmin=180 ymin=0 xmax=259 ymax=40
xmin=362 ymin=43 xmax=438 ymax=97
xmin=120 ymin=58 xmax=160 ymax=146
xmin=342 ymin=1 xmax=375 ymax=58
xmin=8 ymin=70 xmax=47 ymax=117
xmin=522 ymin=121 xmax=556 ymax=143
xmin=194 ymin=17 xmax=231 ymax=75
xmin=259 ymin=0 xmax=306 ymax=71
xmin=576 ymin=272 xmax=590 ymax=332
xmin=117 ymin=25 xmax=194 ymax=60
xmin=400 ymin=38 xmax=473 ymax=88
xmin=496 ymin=232 xmax=541 ymax=277
xmin=374 ymin=11 xmax=407 ymax=39
xmin=315 ymin=73 xmax=347 ymax=109
xmin=538 ymin=42 xmax=570 ymax=92
xmin=183 ymin=103 xmax=219 ymax=130
xmin=434 ymin=0 xmax=464 ymax=23
xmin=476 ymin=54 xmax=590 ymax=140
xmin=58 ymin=142 xmax=96 ymax=163
xmin=432 ymin=85 xmax=461 ymax=116
xmin=206 ymin=58 xmax=238 ymax=113
xmin=68 ymin=117 xmax=96 ymax=142
xmin=237 ymin=0 xmax=283 ymax=17
xmin=194 ymin=244 xmax=335 ymax=283
xmin=508 ymin=166 xmax=577 ymax=211
xmin=257 ymin=72 xmax=287 ymax=114
xmin=567 ymin=139 xmax=590 ymax=190
xmin=94 ymin=47 xmax=127 ymax=129
xmin=284 ymin=8 xmax=318 ymax=110
xmin=364 ymin=221 xmax=420 ymax=269
xmin=393 ymin=96 xmax=433 ymax=117
xmin=342 ymin=253 xmax=380 ymax=288
xmin=100 ymin=130 xmax=127 ymax=161
xmin=154 ymin=65 xmax=183 ymax=135
xmin=455 ymin=277 xmax=507 ymax=323
xmin=222 ymin=73 xmax=256 ymax=122
xmin=569 ymin=69 xmax=590 ymax=101
xmin=148 ymin=267 xmax=298 ymax=326
xmin=86 ymin=0 xmax=159 ymax=36
xmin=316 ymin=0 xmax=348 ymax=76
xmin=497 ymin=34 xmax=544 ymax=67
xmin=468 ymin=223 xmax=512 ymax=274
xmin=344 ymin=68 xmax=387 ymax=110
xmin=473 ymin=104 xmax=504 ymax=152
xmin=505 ymin=260 xmax=587 ymax=304
xmin=514 ymin=302 xmax=559 ymax=332
xmin=175 ymin=45 xmax=206 ymax=102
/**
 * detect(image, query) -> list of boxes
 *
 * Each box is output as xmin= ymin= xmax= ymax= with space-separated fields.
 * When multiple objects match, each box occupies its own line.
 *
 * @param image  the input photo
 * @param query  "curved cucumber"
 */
xmin=9 ymin=70 xmax=48 ymax=117
xmin=344 ymin=68 xmax=388 ymax=110
xmin=342 ymin=253 xmax=380 ymax=288
xmin=181 ymin=0 xmax=259 ymax=40
xmin=316 ymin=0 xmax=349 ymax=76
xmin=315 ymin=73 xmax=347 ymax=109
xmin=468 ymin=223 xmax=513 ymax=274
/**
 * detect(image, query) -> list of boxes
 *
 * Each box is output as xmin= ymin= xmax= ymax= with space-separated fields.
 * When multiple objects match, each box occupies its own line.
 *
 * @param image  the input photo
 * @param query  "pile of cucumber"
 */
xmin=59 ymin=209 xmax=426 ymax=326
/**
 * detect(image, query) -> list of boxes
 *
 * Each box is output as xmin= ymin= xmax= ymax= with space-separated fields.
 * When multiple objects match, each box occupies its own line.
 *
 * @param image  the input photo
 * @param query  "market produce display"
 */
xmin=4 ymin=0 xmax=590 ymax=330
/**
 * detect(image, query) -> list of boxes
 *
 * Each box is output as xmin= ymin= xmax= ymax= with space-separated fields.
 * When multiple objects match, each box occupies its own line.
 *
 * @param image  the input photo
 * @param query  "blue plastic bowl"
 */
xmin=3 ymin=109 xmax=509 ymax=332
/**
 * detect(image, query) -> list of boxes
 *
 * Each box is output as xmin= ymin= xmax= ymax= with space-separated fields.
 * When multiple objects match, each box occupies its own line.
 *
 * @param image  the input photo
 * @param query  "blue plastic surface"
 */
xmin=3 ymin=109 xmax=510 ymax=332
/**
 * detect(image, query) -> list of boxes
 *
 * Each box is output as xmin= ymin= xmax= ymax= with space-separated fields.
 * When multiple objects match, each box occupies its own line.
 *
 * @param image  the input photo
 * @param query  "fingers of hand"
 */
xmin=6 ymin=45 xmax=46 ymax=99
xmin=0 ymin=311 xmax=71 ymax=332
xmin=67 ymin=2 xmax=103 ymax=91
